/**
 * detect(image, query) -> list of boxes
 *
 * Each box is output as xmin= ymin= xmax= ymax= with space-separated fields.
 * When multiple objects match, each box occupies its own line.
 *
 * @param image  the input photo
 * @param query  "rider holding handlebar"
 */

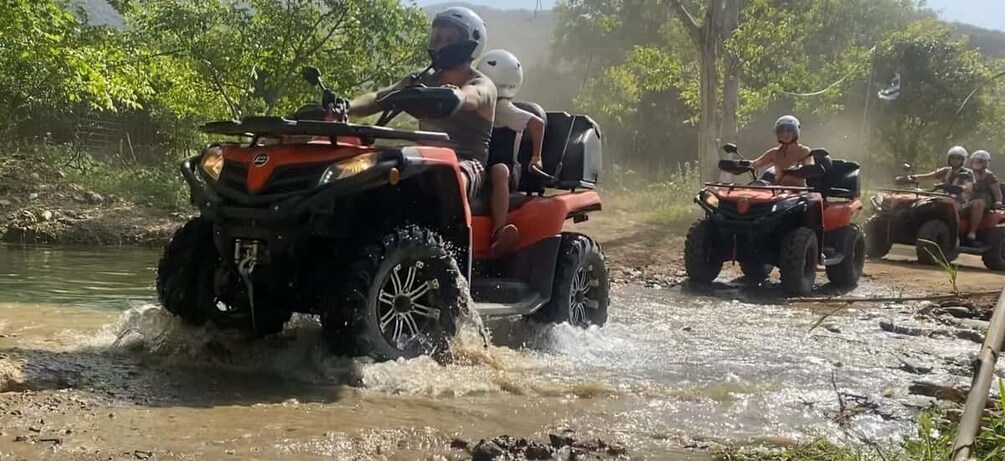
xmin=751 ymin=116 xmax=815 ymax=187
xmin=897 ymin=146 xmax=972 ymax=203
xmin=348 ymin=7 xmax=496 ymax=202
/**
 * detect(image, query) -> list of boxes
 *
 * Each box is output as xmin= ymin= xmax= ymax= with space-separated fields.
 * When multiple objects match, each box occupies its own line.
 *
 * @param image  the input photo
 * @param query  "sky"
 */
xmin=413 ymin=0 xmax=1005 ymax=31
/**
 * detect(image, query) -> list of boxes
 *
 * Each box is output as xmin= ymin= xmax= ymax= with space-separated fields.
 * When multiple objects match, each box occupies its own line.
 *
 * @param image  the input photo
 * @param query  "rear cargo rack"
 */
xmin=200 ymin=116 xmax=451 ymax=144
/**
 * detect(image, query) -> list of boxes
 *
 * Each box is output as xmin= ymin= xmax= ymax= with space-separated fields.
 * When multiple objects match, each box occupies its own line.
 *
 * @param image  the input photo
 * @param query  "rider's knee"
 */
xmin=490 ymin=164 xmax=509 ymax=182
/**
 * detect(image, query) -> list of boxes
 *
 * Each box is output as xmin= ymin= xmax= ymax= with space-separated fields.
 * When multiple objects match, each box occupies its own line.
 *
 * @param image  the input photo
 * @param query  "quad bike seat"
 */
xmin=516 ymin=106 xmax=602 ymax=193
xmin=805 ymin=149 xmax=861 ymax=199
xmin=469 ymin=191 xmax=531 ymax=216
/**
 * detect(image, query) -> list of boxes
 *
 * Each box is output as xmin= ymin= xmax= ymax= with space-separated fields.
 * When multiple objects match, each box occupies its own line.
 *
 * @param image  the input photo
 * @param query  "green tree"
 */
xmin=870 ymin=20 xmax=993 ymax=169
xmin=121 ymin=0 xmax=428 ymax=120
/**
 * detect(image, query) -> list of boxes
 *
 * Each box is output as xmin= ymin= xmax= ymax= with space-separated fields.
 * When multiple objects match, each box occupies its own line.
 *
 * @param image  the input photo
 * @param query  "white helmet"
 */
xmin=947 ymin=145 xmax=968 ymax=161
xmin=775 ymin=115 xmax=801 ymax=139
xmin=971 ymin=150 xmax=991 ymax=162
xmin=476 ymin=50 xmax=523 ymax=99
xmin=430 ymin=7 xmax=488 ymax=62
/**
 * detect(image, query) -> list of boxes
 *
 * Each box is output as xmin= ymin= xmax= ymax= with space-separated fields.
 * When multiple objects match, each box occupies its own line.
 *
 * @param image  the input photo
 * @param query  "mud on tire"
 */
xmin=982 ymin=227 xmax=1005 ymax=271
xmin=328 ymin=227 xmax=464 ymax=361
xmin=156 ymin=218 xmax=216 ymax=325
xmin=916 ymin=219 xmax=958 ymax=265
xmin=825 ymin=224 xmax=865 ymax=288
xmin=864 ymin=215 xmax=893 ymax=259
xmin=535 ymin=233 xmax=610 ymax=328
xmin=685 ymin=218 xmax=723 ymax=284
xmin=779 ymin=227 xmax=817 ymax=297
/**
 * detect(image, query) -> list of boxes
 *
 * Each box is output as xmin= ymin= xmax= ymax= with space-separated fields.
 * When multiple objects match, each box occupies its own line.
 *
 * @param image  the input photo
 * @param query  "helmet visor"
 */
xmin=775 ymin=125 xmax=797 ymax=136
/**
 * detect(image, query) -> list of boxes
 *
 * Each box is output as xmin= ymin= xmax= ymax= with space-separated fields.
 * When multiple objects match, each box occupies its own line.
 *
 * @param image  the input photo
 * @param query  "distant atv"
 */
xmin=685 ymin=145 xmax=865 ymax=297
xmin=156 ymin=57 xmax=608 ymax=360
xmin=865 ymin=166 xmax=1005 ymax=270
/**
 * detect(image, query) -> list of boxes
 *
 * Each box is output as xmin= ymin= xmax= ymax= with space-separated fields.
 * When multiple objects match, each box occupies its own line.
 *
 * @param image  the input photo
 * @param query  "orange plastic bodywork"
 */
xmin=823 ymin=200 xmax=863 ymax=231
xmin=221 ymin=142 xmax=373 ymax=193
xmin=960 ymin=209 xmax=1005 ymax=235
xmin=472 ymin=191 xmax=601 ymax=259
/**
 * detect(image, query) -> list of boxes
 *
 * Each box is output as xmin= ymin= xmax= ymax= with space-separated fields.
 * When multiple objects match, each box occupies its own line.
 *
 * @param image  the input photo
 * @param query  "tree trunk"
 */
xmin=669 ymin=0 xmax=726 ymax=182
xmin=719 ymin=0 xmax=740 ymax=183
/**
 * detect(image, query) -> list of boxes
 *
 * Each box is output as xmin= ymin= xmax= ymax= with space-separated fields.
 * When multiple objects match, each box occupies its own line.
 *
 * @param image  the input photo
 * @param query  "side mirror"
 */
xmin=432 ymin=39 xmax=478 ymax=70
xmin=901 ymin=163 xmax=912 ymax=173
xmin=302 ymin=67 xmax=321 ymax=87
xmin=722 ymin=143 xmax=738 ymax=154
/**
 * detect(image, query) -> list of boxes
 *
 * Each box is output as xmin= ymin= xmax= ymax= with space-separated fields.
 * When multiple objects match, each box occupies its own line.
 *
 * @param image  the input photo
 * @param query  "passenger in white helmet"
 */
xmin=898 ymin=146 xmax=973 ymax=203
xmin=751 ymin=115 xmax=815 ymax=187
xmin=476 ymin=49 xmax=545 ymax=255
xmin=962 ymin=150 xmax=1003 ymax=244
xmin=349 ymin=6 xmax=495 ymax=200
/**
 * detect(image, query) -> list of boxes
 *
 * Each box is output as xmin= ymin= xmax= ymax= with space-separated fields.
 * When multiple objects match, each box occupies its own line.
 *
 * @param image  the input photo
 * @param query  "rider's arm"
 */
xmin=912 ymin=168 xmax=943 ymax=181
xmin=991 ymin=173 xmax=1003 ymax=205
xmin=348 ymin=76 xmax=412 ymax=117
xmin=751 ymin=148 xmax=776 ymax=170
xmin=457 ymin=77 xmax=497 ymax=114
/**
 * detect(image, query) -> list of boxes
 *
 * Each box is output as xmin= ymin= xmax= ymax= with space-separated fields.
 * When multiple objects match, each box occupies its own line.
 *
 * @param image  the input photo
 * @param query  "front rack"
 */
xmin=200 ymin=116 xmax=451 ymax=144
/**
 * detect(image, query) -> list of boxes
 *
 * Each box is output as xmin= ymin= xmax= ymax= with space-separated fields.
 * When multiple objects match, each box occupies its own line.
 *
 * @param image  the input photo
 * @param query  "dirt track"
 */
xmin=576 ymin=209 xmax=1005 ymax=295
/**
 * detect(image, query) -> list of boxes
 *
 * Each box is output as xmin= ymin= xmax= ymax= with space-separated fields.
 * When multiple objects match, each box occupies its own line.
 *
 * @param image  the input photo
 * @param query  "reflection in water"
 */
xmin=0 ymin=244 xmax=993 ymax=458
xmin=0 ymin=244 xmax=157 ymax=308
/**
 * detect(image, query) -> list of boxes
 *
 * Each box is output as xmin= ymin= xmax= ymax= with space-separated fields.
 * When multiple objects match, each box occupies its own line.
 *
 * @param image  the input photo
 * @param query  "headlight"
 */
xmin=200 ymin=145 xmax=224 ymax=181
xmin=319 ymin=152 xmax=379 ymax=184
xmin=771 ymin=197 xmax=804 ymax=213
xmin=703 ymin=192 xmax=720 ymax=208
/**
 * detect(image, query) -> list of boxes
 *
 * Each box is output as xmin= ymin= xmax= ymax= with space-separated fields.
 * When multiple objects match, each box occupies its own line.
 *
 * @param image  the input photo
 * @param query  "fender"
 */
xmin=472 ymin=191 xmax=601 ymax=259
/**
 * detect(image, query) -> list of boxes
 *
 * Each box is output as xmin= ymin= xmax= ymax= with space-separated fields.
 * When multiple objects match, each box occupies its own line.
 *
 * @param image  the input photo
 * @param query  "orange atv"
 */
xmin=865 ymin=165 xmax=1005 ymax=270
xmin=684 ymin=144 xmax=865 ymax=296
xmin=156 ymin=61 xmax=608 ymax=361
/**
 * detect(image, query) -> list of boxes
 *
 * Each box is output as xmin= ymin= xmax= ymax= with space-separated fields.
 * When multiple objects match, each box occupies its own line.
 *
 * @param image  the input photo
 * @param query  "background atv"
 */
xmin=157 ymin=55 xmax=608 ymax=361
xmin=865 ymin=166 xmax=1005 ymax=270
xmin=684 ymin=145 xmax=865 ymax=297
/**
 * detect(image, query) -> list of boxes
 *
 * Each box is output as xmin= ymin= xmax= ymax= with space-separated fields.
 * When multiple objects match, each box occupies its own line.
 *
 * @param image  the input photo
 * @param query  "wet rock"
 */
xmin=27 ymin=427 xmax=40 ymax=433
xmin=607 ymin=443 xmax=628 ymax=456
xmin=71 ymin=193 xmax=87 ymax=204
xmin=909 ymin=381 xmax=969 ymax=404
xmin=38 ymin=437 xmax=61 ymax=445
xmin=898 ymin=362 xmax=933 ymax=374
xmin=133 ymin=450 xmax=153 ymax=460
xmin=450 ymin=438 xmax=469 ymax=449
xmin=471 ymin=440 xmax=505 ymax=461
xmin=940 ymin=306 xmax=974 ymax=319
xmin=40 ymin=210 xmax=53 ymax=222
xmin=0 ymin=199 xmax=10 ymax=207
xmin=28 ymin=192 xmax=38 ymax=201
xmin=549 ymin=433 xmax=575 ymax=448
xmin=85 ymin=191 xmax=104 ymax=205
xmin=13 ymin=436 xmax=28 ymax=442
xmin=524 ymin=442 xmax=552 ymax=459
xmin=681 ymin=326 xmax=693 ymax=332
xmin=823 ymin=323 xmax=841 ymax=333
xmin=28 ymin=173 xmax=40 ymax=181
xmin=880 ymin=321 xmax=928 ymax=337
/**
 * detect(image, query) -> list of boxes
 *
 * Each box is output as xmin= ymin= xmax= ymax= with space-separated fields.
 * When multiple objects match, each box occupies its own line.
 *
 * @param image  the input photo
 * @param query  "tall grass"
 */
xmin=602 ymin=162 xmax=702 ymax=225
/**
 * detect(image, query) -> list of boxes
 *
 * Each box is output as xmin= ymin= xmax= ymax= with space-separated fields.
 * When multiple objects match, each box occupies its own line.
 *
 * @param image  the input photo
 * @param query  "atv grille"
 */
xmin=718 ymin=201 xmax=772 ymax=220
xmin=217 ymin=161 xmax=330 ymax=196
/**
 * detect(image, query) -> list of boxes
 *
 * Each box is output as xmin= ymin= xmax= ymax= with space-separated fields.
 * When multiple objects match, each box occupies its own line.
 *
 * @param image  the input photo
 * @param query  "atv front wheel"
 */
xmin=740 ymin=263 xmax=772 ymax=282
xmin=825 ymin=224 xmax=865 ymax=287
xmin=864 ymin=215 xmax=893 ymax=259
xmin=685 ymin=218 xmax=723 ymax=284
xmin=916 ymin=220 xmax=958 ymax=265
xmin=982 ymin=227 xmax=1005 ymax=271
xmin=332 ymin=227 xmax=464 ymax=361
xmin=156 ymin=218 xmax=215 ymax=325
xmin=779 ymin=227 xmax=818 ymax=297
xmin=536 ymin=233 xmax=610 ymax=328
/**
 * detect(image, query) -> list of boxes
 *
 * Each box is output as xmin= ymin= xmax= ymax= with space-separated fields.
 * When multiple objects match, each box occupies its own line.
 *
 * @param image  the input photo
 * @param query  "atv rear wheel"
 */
xmin=740 ymin=263 xmax=772 ymax=282
xmin=779 ymin=227 xmax=818 ymax=297
xmin=825 ymin=224 xmax=865 ymax=288
xmin=864 ymin=215 xmax=893 ymax=259
xmin=982 ymin=227 xmax=1005 ymax=271
xmin=916 ymin=220 xmax=958 ymax=265
xmin=536 ymin=233 xmax=610 ymax=328
xmin=156 ymin=218 xmax=215 ymax=325
xmin=332 ymin=227 xmax=464 ymax=361
xmin=685 ymin=218 xmax=723 ymax=284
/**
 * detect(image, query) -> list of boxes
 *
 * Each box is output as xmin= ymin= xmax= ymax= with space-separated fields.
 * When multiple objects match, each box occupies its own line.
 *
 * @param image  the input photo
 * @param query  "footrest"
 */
xmin=471 ymin=278 xmax=531 ymax=304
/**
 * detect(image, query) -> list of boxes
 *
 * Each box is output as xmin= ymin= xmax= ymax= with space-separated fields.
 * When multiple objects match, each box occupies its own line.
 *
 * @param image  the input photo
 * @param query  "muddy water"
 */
xmin=0 ymin=245 xmax=994 ymax=460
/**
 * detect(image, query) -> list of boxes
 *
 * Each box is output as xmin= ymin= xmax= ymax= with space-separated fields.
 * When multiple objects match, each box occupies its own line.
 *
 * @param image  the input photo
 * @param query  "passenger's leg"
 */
xmin=967 ymin=199 xmax=986 ymax=241
xmin=490 ymin=164 xmax=518 ymax=255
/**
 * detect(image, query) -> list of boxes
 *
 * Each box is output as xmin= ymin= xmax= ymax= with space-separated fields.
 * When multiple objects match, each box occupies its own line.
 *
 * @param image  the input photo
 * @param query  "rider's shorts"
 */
xmin=459 ymin=159 xmax=486 ymax=200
